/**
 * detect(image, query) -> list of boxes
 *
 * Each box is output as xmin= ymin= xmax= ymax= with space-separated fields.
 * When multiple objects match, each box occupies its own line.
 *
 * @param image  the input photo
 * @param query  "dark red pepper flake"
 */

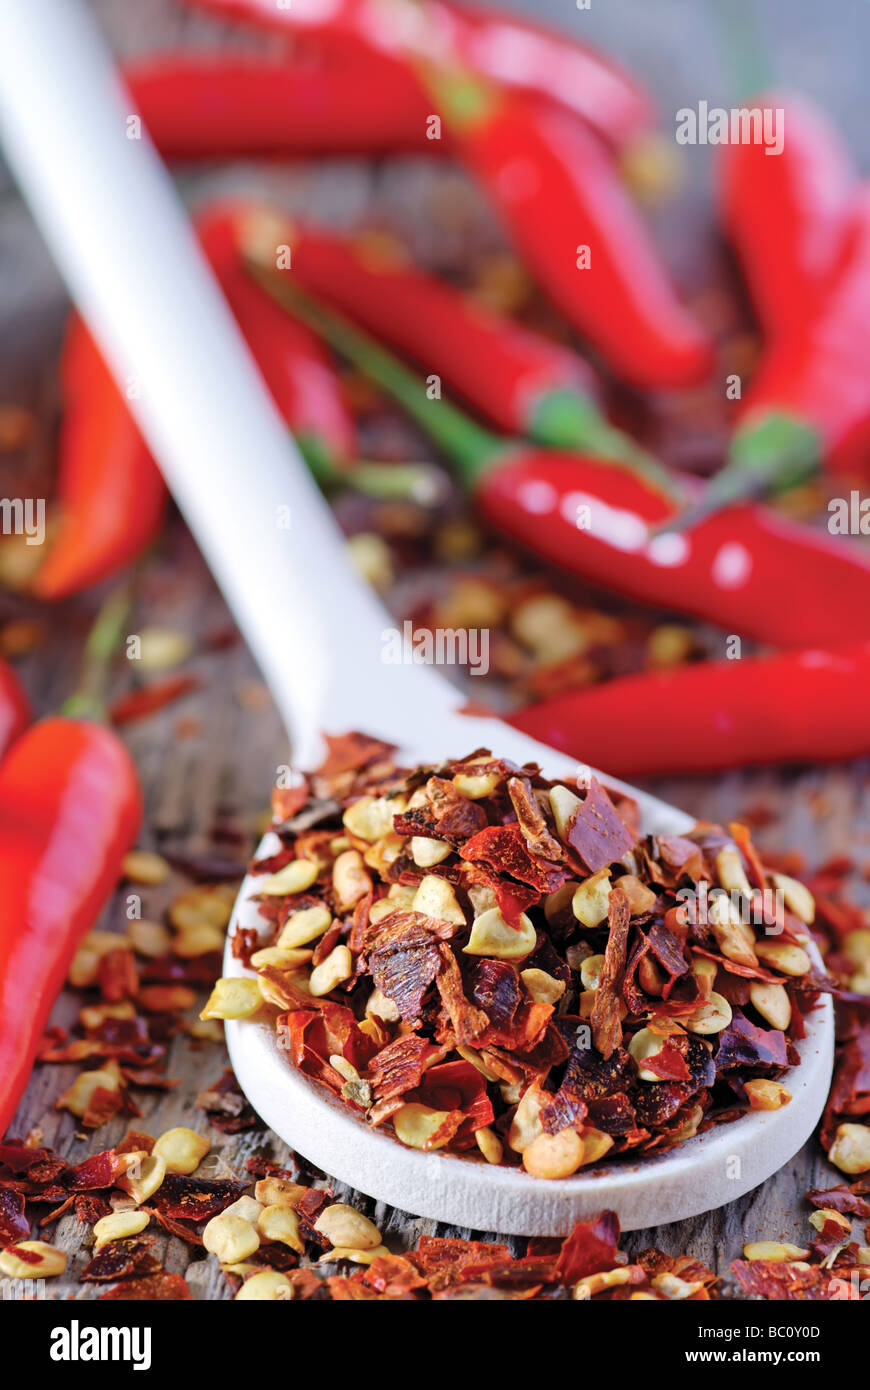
xmin=316 ymin=731 xmax=396 ymax=780
xmin=715 ymin=1011 xmax=790 ymax=1076
xmin=196 ymin=1069 xmax=261 ymax=1133
xmin=99 ymin=1270 xmax=192 ymax=1300
xmin=369 ymin=931 xmax=442 ymax=1026
xmin=0 ymin=1188 xmax=29 ymax=1247
xmin=556 ymin=1210 xmax=621 ymax=1284
xmin=81 ymin=1236 xmax=161 ymax=1282
xmin=148 ymin=1174 xmax=248 ymax=1222
xmin=591 ymin=886 xmax=631 ymax=1058
xmin=461 ymin=823 xmax=568 ymax=892
xmin=470 ymin=958 xmax=522 ymax=1031
xmin=806 ymin=1185 xmax=870 ymax=1220
xmin=73 ymin=1192 xmax=112 ymax=1225
xmin=161 ymin=849 xmax=245 ymax=881
xmin=566 ymin=779 xmax=635 ymax=874
xmin=67 ymin=1149 xmax=123 ymax=1191
xmin=730 ymin=1259 xmax=829 ymax=1301
xmin=366 ymin=1034 xmax=445 ymax=1104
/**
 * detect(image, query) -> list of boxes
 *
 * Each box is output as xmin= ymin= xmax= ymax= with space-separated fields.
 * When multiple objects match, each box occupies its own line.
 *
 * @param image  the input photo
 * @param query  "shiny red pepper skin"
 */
xmin=0 ymin=718 xmax=141 ymax=1137
xmin=280 ymin=218 xmax=600 ymax=436
xmin=718 ymin=92 xmax=856 ymax=338
xmin=196 ymin=207 xmax=356 ymax=461
xmin=455 ymin=97 xmax=713 ymax=390
xmin=733 ymin=194 xmax=870 ymax=481
xmin=179 ymin=0 xmax=654 ymax=151
xmin=257 ymin=274 xmax=870 ymax=649
xmin=32 ymin=319 xmax=167 ymax=600
xmin=126 ymin=54 xmax=440 ymax=160
xmin=511 ymin=641 xmax=870 ymax=777
xmin=477 ymin=449 xmax=870 ymax=647
xmin=435 ymin=0 xmax=654 ymax=150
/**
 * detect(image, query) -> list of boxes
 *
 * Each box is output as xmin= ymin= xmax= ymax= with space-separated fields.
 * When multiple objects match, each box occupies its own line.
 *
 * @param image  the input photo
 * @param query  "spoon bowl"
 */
xmin=223 ymin=736 xmax=834 ymax=1235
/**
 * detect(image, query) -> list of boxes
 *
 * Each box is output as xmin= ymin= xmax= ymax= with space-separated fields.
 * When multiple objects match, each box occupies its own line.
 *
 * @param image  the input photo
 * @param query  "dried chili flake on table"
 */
xmin=731 ymin=1259 xmax=829 ymax=1301
xmin=99 ymin=1271 xmax=191 ymax=1300
xmin=196 ymin=1068 xmax=261 ymax=1133
xmin=0 ymin=1187 xmax=30 ymax=1246
xmin=146 ymin=1173 xmax=247 ymax=1222
xmin=213 ymin=738 xmax=823 ymax=1177
xmin=81 ymin=1237 xmax=161 ymax=1283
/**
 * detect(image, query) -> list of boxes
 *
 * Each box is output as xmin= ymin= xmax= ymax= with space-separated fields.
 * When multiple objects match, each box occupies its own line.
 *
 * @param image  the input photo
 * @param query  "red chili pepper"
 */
xmin=476 ymin=451 xmax=870 ymax=648
xmin=274 ymin=215 xmax=597 ymax=434
xmin=431 ymin=83 xmax=712 ymax=390
xmin=243 ymin=207 xmax=671 ymax=491
xmin=197 ymin=205 xmax=441 ymax=501
xmin=196 ymin=206 xmax=357 ymax=468
xmin=734 ymin=191 xmax=870 ymax=470
xmin=510 ymin=641 xmax=870 ymax=777
xmin=0 ymin=718 xmax=141 ymax=1137
xmin=239 ymin=209 xmax=674 ymax=493
xmin=718 ymin=92 xmax=856 ymax=337
xmin=178 ymin=0 xmax=654 ymax=152
xmin=263 ymin=281 xmax=870 ymax=648
xmin=32 ymin=318 xmax=167 ymax=600
xmin=672 ymin=133 xmax=865 ymax=527
xmin=125 ymin=53 xmax=440 ymax=160
xmin=433 ymin=0 xmax=655 ymax=151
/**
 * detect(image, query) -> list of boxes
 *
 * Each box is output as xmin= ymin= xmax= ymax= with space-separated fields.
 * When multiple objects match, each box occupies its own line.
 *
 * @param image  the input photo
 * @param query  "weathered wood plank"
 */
xmin=1 ymin=0 xmax=866 ymax=1298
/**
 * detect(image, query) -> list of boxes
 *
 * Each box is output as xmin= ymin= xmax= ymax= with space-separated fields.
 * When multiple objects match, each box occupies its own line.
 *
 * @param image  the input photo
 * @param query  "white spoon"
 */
xmin=0 ymin=0 xmax=833 ymax=1235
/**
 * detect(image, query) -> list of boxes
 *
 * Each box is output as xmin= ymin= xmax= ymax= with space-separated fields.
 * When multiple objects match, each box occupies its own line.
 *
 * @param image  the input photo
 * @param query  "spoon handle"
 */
xmin=0 ymin=0 xmax=453 ymax=765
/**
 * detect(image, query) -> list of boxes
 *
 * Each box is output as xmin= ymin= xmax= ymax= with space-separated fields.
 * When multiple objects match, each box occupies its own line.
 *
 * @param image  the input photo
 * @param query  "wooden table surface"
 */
xmin=1 ymin=0 xmax=868 ymax=1299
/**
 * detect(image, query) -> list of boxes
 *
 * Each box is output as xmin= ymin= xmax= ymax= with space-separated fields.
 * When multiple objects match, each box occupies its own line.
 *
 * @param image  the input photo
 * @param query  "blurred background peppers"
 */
xmin=247 ymin=270 xmax=870 ymax=652
xmin=1 ymin=0 xmax=868 ymax=786
xmin=511 ymin=641 xmax=870 ymax=777
xmin=671 ymin=94 xmax=869 ymax=523
xmin=127 ymin=52 xmax=443 ymax=160
xmin=179 ymin=0 xmax=657 ymax=154
xmin=217 ymin=204 xmax=676 ymax=493
xmin=31 ymin=318 xmax=166 ymax=600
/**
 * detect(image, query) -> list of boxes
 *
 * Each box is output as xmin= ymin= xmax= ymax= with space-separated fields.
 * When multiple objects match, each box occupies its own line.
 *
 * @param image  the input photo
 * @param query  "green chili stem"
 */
xmin=298 ymin=432 xmax=447 ymax=505
xmin=246 ymin=260 xmax=505 ymax=490
xmin=711 ymin=0 xmax=772 ymax=99
xmin=655 ymin=413 xmax=821 ymax=534
xmin=61 ymin=578 xmax=135 ymax=721
xmin=530 ymin=388 xmax=682 ymax=499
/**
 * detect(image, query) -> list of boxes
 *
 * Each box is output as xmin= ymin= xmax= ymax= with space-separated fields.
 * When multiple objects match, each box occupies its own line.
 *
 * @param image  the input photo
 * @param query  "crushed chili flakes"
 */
xmin=213 ymin=736 xmax=822 ymax=1178
xmin=196 ymin=1069 xmax=261 ymax=1134
xmin=1 ymin=1096 xmax=866 ymax=1300
xmin=9 ymin=712 xmax=867 ymax=1301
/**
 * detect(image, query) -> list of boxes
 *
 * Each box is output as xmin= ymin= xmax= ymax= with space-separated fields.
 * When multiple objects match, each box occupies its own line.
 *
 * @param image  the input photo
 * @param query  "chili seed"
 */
xmin=200 ymin=976 xmax=261 ymax=1021
xmin=152 ymin=1127 xmax=210 ymax=1175
xmin=0 ymin=1241 xmax=66 ymax=1279
xmin=828 ymin=1123 xmax=870 ymax=1175
xmin=522 ymin=1127 xmax=585 ymax=1179
xmin=464 ymin=907 xmax=536 ymax=960
xmin=93 ymin=1211 xmax=150 ymax=1248
xmin=235 ymin=1270 xmax=293 ymax=1300
xmin=314 ymin=1203 xmax=381 ymax=1251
